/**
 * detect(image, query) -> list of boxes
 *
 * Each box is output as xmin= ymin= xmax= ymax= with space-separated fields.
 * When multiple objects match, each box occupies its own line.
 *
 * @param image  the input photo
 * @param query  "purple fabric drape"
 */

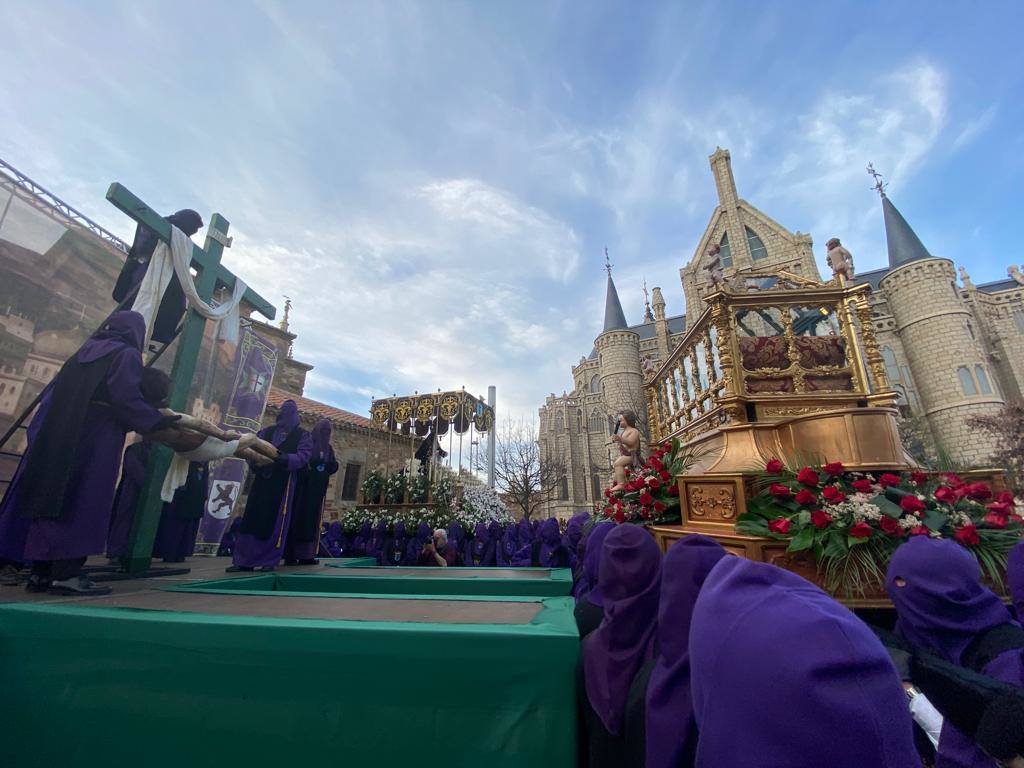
xmin=1006 ymin=540 xmax=1024 ymax=620
xmin=582 ymin=524 xmax=662 ymax=735
xmin=575 ymin=522 xmax=614 ymax=604
xmin=645 ymin=535 xmax=725 ymax=768
xmin=691 ymin=557 xmax=919 ymax=767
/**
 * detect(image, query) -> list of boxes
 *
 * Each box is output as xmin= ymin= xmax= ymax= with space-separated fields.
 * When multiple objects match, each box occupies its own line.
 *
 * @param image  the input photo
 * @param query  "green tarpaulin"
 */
xmin=0 ymin=593 xmax=578 ymax=767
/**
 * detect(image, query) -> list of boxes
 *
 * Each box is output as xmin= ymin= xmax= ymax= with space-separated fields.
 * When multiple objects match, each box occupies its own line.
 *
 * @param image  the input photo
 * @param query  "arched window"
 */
xmin=590 ymin=374 xmax=601 ymax=394
xmin=559 ymin=476 xmax=569 ymax=500
xmin=1014 ymin=310 xmax=1024 ymax=334
xmin=575 ymin=410 xmax=583 ymax=430
xmin=881 ymin=346 xmax=901 ymax=384
xmin=745 ymin=226 xmax=768 ymax=261
xmin=591 ymin=474 xmax=602 ymax=502
xmin=553 ymin=412 xmax=565 ymax=434
xmin=975 ymin=365 xmax=993 ymax=395
xmin=588 ymin=409 xmax=603 ymax=432
xmin=718 ymin=232 xmax=733 ymax=267
xmin=957 ymin=367 xmax=977 ymax=396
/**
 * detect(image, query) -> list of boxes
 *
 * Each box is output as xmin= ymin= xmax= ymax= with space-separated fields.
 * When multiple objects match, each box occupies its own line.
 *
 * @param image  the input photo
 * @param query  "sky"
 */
xmin=2 ymin=1 xmax=1022 ymax=422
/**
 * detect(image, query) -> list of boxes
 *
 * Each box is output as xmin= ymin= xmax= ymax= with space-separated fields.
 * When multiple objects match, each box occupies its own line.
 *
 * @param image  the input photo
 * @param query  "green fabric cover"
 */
xmin=322 ymin=556 xmax=379 ymax=567
xmin=0 ymin=595 xmax=578 ymax=767
xmin=176 ymin=569 xmax=572 ymax=598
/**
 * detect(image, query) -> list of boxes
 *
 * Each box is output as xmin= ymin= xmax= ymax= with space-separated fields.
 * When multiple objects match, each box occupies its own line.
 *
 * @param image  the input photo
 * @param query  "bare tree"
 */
xmin=475 ymin=417 xmax=565 ymax=520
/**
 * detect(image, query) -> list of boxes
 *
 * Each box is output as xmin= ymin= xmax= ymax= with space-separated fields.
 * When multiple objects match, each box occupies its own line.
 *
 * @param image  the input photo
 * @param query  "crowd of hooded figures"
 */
xmin=570 ymin=522 xmax=1024 ymax=768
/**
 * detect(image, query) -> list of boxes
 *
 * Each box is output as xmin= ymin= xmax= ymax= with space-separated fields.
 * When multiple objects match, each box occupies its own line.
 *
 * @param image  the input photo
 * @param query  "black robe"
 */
xmin=288 ymin=448 xmax=339 ymax=544
xmin=239 ymin=427 xmax=304 ymax=540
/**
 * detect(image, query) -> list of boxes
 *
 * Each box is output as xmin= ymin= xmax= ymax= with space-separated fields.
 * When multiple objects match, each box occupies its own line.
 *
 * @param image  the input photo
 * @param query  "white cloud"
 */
xmin=951 ymin=105 xmax=998 ymax=152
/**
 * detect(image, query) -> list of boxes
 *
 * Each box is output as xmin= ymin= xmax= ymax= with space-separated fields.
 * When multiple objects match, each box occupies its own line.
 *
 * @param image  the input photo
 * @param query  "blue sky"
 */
xmin=2 ymin=1 xmax=1022 ymax=421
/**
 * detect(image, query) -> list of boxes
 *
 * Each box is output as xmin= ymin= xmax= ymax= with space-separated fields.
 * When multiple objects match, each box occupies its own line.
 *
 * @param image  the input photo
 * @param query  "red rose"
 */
xmin=823 ymin=461 xmax=844 ymax=476
xmin=821 ymin=486 xmax=847 ymax=504
xmin=765 ymin=458 xmax=784 ymax=474
xmin=942 ymin=472 xmax=964 ymax=487
xmin=649 ymin=457 xmax=663 ymax=472
xmin=647 ymin=476 xmax=662 ymax=490
xmin=653 ymin=501 xmax=667 ymax=513
xmin=985 ymin=500 xmax=1013 ymax=516
xmin=879 ymin=516 xmax=903 ymax=536
xmin=614 ymin=507 xmax=626 ymax=524
xmin=965 ymin=482 xmax=992 ymax=501
xmin=659 ymin=470 xmax=672 ymax=482
xmin=995 ymin=491 xmax=1015 ymax=505
xmin=877 ymin=473 xmax=901 ymax=488
xmin=667 ymin=483 xmax=680 ymax=497
xmin=852 ymin=479 xmax=873 ymax=493
xmin=910 ymin=525 xmax=929 ymax=536
xmin=935 ymin=486 xmax=959 ymax=505
xmin=849 ymin=521 xmax=872 ymax=538
xmin=796 ymin=467 xmax=820 ymax=487
xmin=769 ymin=483 xmax=792 ymax=498
xmin=954 ymin=524 xmax=980 ymax=546
xmin=910 ymin=471 xmax=928 ymax=486
xmin=603 ymin=506 xmax=613 ymax=518
xmin=639 ymin=491 xmax=654 ymax=506
xmin=794 ymin=488 xmax=817 ymax=506
xmin=900 ymin=496 xmax=926 ymax=514
xmin=768 ymin=518 xmax=792 ymax=534
xmin=983 ymin=513 xmax=1007 ymax=529
xmin=811 ymin=510 xmax=832 ymax=529
xmin=640 ymin=507 xmax=653 ymax=520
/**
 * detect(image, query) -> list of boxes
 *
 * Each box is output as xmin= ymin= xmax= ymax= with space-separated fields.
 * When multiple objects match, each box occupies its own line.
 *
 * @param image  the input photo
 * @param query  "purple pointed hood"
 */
xmin=1008 ymin=540 xmax=1024 ymax=620
xmin=311 ymin=418 xmax=332 ymax=457
xmin=272 ymin=400 xmax=300 ymax=446
xmin=885 ymin=536 xmax=1014 ymax=664
xmin=79 ymin=310 xmax=146 ymax=363
xmin=645 ymin=535 xmax=725 ymax=768
xmin=691 ymin=557 xmax=919 ymax=767
xmin=578 ymin=521 xmax=615 ymax=605
xmin=582 ymin=524 xmax=662 ymax=735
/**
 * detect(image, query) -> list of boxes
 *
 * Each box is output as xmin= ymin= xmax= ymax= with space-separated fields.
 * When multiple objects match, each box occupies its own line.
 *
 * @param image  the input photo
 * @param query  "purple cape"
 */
xmin=885 ymin=536 xmax=1015 ymax=665
xmin=582 ymin=524 xmax=662 ymax=735
xmin=576 ymin=522 xmax=614 ymax=604
xmin=691 ymin=557 xmax=919 ymax=767
xmin=1008 ymin=540 xmax=1024 ymax=620
xmin=645 ymin=534 xmax=725 ymax=768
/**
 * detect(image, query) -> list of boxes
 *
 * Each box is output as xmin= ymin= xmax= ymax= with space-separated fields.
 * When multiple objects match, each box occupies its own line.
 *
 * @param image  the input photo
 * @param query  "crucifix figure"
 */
xmin=106 ymin=183 xmax=276 ymax=574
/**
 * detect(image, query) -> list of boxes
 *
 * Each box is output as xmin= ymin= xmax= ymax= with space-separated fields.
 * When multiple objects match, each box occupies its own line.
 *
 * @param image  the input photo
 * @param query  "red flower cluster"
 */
xmin=602 ymin=441 xmax=684 ymax=524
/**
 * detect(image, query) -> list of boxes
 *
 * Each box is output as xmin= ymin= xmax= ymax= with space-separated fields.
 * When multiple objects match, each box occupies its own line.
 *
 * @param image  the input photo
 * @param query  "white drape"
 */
xmin=161 ymin=436 xmax=241 ymax=502
xmin=131 ymin=225 xmax=247 ymax=346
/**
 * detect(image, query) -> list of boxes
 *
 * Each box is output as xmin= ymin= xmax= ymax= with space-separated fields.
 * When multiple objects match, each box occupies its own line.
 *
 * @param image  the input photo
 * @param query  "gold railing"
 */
xmin=646 ymin=275 xmax=894 ymax=443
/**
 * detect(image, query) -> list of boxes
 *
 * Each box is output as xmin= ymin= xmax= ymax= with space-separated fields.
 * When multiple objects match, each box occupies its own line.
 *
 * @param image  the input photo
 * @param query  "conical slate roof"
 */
xmin=883 ymin=195 xmax=933 ymax=269
xmin=602 ymin=275 xmax=628 ymax=333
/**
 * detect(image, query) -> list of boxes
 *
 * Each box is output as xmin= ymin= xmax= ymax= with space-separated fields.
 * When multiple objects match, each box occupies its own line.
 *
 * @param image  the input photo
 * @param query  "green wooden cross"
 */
xmin=106 ymin=183 xmax=276 ymax=574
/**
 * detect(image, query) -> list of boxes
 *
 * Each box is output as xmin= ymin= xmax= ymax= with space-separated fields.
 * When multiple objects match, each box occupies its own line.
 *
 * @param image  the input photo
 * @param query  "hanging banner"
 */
xmin=193 ymin=328 xmax=278 ymax=554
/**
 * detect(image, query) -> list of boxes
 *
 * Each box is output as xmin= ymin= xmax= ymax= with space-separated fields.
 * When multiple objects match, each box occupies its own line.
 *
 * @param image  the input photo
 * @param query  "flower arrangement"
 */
xmin=360 ymin=470 xmax=386 ymax=504
xmin=599 ymin=438 xmax=690 ymax=525
xmin=342 ymin=485 xmax=513 ymax=533
xmin=736 ymin=459 xmax=1024 ymax=597
xmin=454 ymin=485 xmax=515 ymax=529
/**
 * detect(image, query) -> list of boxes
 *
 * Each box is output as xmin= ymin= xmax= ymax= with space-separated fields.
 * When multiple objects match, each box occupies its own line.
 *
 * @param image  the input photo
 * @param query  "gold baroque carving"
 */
xmin=761 ymin=405 xmax=831 ymax=417
xmin=687 ymin=483 xmax=737 ymax=520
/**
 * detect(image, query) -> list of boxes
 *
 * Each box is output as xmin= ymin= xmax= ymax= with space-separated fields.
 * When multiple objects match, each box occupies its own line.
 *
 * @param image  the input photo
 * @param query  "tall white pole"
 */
xmin=487 ymin=385 xmax=496 ymax=489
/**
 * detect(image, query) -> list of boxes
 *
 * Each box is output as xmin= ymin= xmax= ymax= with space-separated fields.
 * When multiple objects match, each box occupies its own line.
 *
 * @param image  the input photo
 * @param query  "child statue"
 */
xmin=608 ymin=410 xmax=642 ymax=492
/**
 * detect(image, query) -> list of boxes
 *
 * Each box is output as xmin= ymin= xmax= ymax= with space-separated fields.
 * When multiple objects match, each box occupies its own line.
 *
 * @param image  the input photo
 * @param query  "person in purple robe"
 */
xmin=228 ymin=400 xmax=312 ymax=572
xmin=563 ymin=512 xmax=587 ymax=572
xmin=517 ymin=517 xmax=533 ymax=546
xmin=384 ymin=521 xmax=409 ymax=566
xmin=513 ymin=517 xmax=570 ymax=568
xmin=367 ymin=520 xmax=388 ymax=565
xmin=407 ymin=521 xmax=432 ymax=563
xmin=0 ymin=311 xmax=177 ymax=594
xmin=447 ymin=521 xmax=466 ymax=557
xmin=325 ymin=521 xmax=350 ymax=558
xmin=643 ymin=535 xmax=725 ymax=768
xmin=112 ymin=209 xmax=204 ymax=345
xmin=573 ymin=520 xmax=614 ymax=609
xmin=579 ymin=524 xmax=662 ymax=768
xmin=152 ymin=461 xmax=209 ymax=563
xmin=283 ymin=418 xmax=339 ymax=566
xmin=1008 ymin=540 xmax=1024 ymax=620
xmin=496 ymin=522 xmax=518 ymax=567
xmin=352 ymin=521 xmax=372 ymax=557
xmin=465 ymin=522 xmax=496 ymax=567
xmin=105 ymin=441 xmax=153 ymax=562
xmin=886 ymin=537 xmax=1024 ymax=767
xmin=691 ymin=556 xmax=919 ymax=768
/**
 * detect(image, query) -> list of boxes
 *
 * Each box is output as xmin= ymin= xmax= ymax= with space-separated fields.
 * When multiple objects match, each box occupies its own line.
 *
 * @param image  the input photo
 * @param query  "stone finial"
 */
xmin=278 ymin=296 xmax=292 ymax=332
xmin=1010 ymin=265 xmax=1024 ymax=286
xmin=958 ymin=266 xmax=974 ymax=289
xmin=826 ymin=237 xmax=855 ymax=281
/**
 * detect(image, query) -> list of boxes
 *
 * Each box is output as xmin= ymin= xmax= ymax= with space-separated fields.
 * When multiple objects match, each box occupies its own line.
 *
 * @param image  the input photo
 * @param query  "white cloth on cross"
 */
xmin=161 ymin=435 xmax=241 ymax=502
xmin=132 ymin=224 xmax=247 ymax=346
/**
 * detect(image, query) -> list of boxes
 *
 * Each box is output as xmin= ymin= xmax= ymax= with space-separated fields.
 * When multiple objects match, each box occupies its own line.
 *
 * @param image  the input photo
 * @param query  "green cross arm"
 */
xmin=105 ymin=182 xmax=276 ymax=321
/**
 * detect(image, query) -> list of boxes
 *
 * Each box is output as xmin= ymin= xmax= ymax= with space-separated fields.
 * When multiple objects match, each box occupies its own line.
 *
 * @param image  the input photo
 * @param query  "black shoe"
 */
xmin=283 ymin=559 xmax=299 ymax=566
xmin=298 ymin=558 xmax=319 ymax=566
xmin=255 ymin=566 xmax=276 ymax=573
xmin=225 ymin=565 xmax=254 ymax=573
xmin=25 ymin=574 xmax=51 ymax=593
xmin=48 ymin=576 xmax=112 ymax=596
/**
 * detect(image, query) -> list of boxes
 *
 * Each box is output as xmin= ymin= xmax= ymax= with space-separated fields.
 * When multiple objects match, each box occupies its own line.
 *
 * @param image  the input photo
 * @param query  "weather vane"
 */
xmin=866 ymin=163 xmax=887 ymax=198
xmin=279 ymin=295 xmax=292 ymax=332
xmin=604 ymin=247 xmax=613 ymax=277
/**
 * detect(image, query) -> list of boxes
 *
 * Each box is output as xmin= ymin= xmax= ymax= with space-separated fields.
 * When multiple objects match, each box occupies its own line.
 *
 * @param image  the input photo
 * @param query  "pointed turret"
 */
xmin=603 ymin=274 xmax=628 ymax=332
xmin=883 ymin=195 xmax=933 ymax=269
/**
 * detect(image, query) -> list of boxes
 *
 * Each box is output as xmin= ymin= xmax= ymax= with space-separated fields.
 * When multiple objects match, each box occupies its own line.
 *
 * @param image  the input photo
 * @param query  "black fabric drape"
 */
xmin=239 ymin=428 xmax=303 ymax=540
xmin=166 ymin=462 xmax=209 ymax=520
xmin=289 ymin=452 xmax=338 ymax=544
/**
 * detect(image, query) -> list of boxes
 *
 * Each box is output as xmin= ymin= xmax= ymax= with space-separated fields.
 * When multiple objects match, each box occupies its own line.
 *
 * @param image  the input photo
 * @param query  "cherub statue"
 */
xmin=608 ymin=411 xmax=642 ymax=492
xmin=958 ymin=266 xmax=974 ymax=289
xmin=826 ymin=238 xmax=855 ymax=281
xmin=640 ymin=355 xmax=656 ymax=379
xmin=706 ymin=244 xmax=729 ymax=291
xmin=1009 ymin=265 xmax=1024 ymax=286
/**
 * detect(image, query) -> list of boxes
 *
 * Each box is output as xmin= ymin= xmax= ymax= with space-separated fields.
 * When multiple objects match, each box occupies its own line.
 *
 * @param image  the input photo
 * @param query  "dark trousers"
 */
xmin=30 ymin=556 xmax=87 ymax=581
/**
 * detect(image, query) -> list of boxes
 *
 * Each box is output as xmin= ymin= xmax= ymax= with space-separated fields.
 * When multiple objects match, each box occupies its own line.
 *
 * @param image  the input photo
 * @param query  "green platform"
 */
xmin=0 ymin=591 xmax=578 ymax=767
xmin=175 ymin=567 xmax=573 ymax=598
xmin=319 ymin=556 xmax=379 ymax=568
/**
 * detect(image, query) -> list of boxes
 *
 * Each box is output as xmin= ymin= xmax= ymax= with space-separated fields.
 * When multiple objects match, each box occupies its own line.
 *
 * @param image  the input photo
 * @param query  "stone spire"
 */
xmin=602 ymin=249 xmax=628 ymax=332
xmin=868 ymin=164 xmax=933 ymax=270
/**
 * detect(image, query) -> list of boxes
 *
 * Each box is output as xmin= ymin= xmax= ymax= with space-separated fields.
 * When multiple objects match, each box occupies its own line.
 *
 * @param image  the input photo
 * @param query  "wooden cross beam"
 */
xmin=105 ymin=183 xmax=276 ymax=574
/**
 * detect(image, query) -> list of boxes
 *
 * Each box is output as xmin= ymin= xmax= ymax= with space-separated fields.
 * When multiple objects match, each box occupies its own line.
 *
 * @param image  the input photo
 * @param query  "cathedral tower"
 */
xmin=877 ymin=193 xmax=1004 ymax=464
xmin=596 ymin=266 xmax=643 ymax=431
